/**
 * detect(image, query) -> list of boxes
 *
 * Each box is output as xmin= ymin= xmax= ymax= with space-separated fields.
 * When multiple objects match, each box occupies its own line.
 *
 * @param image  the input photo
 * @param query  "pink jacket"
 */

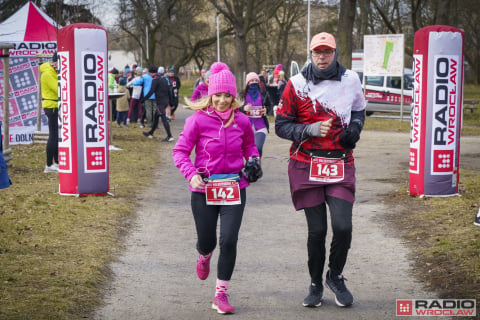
xmin=172 ymin=107 xmax=259 ymax=193
xmin=190 ymin=82 xmax=209 ymax=101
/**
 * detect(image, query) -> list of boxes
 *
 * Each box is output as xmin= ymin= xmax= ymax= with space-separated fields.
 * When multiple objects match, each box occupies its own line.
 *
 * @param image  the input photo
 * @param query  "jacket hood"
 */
xmin=40 ymin=62 xmax=54 ymax=73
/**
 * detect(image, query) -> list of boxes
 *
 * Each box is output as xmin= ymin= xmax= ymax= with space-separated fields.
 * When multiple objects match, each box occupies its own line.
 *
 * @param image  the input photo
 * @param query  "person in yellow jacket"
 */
xmin=40 ymin=53 xmax=59 ymax=173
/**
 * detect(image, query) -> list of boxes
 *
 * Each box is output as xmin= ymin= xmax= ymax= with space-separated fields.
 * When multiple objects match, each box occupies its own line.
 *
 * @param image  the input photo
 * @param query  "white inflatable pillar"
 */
xmin=57 ymin=23 xmax=109 ymax=196
xmin=409 ymin=25 xmax=464 ymax=197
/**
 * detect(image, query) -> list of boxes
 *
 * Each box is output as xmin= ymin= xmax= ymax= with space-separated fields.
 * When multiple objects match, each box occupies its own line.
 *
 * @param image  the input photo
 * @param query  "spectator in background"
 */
xmin=190 ymin=70 xmax=210 ymax=102
xmin=116 ymin=77 xmax=130 ymax=127
xmin=277 ymin=70 xmax=287 ymax=99
xmin=0 ymin=123 xmax=11 ymax=189
xmin=475 ymin=208 xmax=480 ymax=227
xmin=108 ymin=68 xmax=119 ymax=121
xmin=167 ymin=67 xmax=181 ymax=120
xmin=127 ymin=68 xmax=144 ymax=127
xmin=130 ymin=66 xmax=156 ymax=128
xmin=272 ymin=63 xmax=283 ymax=85
xmin=259 ymin=69 xmax=268 ymax=92
xmin=194 ymin=69 xmax=206 ymax=89
xmin=40 ymin=52 xmax=59 ymax=173
xmin=158 ymin=66 xmax=165 ymax=77
xmin=259 ymin=69 xmax=273 ymax=115
xmin=142 ymin=66 xmax=174 ymax=142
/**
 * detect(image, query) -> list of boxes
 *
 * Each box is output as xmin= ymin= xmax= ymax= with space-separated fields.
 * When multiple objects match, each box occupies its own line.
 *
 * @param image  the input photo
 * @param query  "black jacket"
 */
xmin=143 ymin=75 xmax=174 ymax=106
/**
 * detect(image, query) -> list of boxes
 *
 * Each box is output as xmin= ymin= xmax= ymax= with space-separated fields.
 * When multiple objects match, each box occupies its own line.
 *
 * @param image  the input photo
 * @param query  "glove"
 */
xmin=243 ymin=157 xmax=263 ymax=183
xmin=339 ymin=122 xmax=361 ymax=150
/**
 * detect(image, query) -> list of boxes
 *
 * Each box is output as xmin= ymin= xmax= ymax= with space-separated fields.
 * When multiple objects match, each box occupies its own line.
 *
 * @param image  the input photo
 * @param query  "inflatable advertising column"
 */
xmin=409 ymin=25 xmax=464 ymax=197
xmin=57 ymin=23 xmax=109 ymax=196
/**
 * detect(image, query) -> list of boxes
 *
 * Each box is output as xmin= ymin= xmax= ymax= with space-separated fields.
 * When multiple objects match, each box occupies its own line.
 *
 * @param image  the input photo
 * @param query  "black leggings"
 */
xmin=191 ymin=189 xmax=246 ymax=281
xmin=147 ymin=104 xmax=172 ymax=137
xmin=170 ymin=99 xmax=179 ymax=115
xmin=44 ymin=108 xmax=58 ymax=166
xmin=304 ymin=196 xmax=353 ymax=284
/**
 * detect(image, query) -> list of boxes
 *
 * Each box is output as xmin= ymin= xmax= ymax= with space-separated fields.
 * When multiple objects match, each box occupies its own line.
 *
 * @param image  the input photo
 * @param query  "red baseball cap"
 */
xmin=310 ymin=32 xmax=336 ymax=50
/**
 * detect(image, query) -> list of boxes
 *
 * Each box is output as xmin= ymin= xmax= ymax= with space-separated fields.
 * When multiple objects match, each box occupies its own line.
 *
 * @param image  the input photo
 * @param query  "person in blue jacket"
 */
xmin=0 ymin=123 xmax=12 ymax=189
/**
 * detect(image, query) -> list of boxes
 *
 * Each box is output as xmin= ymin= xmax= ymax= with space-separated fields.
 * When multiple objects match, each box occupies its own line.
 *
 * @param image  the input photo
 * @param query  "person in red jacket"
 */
xmin=275 ymin=32 xmax=366 ymax=308
xmin=172 ymin=62 xmax=261 ymax=315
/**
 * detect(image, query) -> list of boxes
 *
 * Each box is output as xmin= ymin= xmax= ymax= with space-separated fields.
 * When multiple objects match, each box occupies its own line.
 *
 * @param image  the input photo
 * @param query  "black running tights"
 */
xmin=191 ymin=189 xmax=246 ymax=281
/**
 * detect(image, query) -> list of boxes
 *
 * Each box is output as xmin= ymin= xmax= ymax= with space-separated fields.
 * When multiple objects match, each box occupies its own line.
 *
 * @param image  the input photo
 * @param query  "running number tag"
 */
xmin=245 ymin=106 xmax=263 ymax=118
xmin=206 ymin=180 xmax=241 ymax=205
xmin=309 ymin=157 xmax=345 ymax=182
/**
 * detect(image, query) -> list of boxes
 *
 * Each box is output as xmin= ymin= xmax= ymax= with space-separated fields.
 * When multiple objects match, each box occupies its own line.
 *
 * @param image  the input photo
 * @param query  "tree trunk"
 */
xmin=338 ymin=0 xmax=357 ymax=69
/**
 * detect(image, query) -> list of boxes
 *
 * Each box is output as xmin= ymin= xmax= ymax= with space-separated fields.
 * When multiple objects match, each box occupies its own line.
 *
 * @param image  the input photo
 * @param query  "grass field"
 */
xmin=0 ymin=80 xmax=479 ymax=318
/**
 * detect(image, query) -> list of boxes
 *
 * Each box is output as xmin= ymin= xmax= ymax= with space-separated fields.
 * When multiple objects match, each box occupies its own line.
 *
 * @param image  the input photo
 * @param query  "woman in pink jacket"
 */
xmin=190 ymin=70 xmax=210 ymax=101
xmin=172 ymin=62 xmax=262 ymax=315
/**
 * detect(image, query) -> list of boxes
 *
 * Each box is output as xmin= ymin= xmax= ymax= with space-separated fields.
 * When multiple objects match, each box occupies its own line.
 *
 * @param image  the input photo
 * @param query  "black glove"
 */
xmin=243 ymin=157 xmax=263 ymax=183
xmin=339 ymin=122 xmax=361 ymax=150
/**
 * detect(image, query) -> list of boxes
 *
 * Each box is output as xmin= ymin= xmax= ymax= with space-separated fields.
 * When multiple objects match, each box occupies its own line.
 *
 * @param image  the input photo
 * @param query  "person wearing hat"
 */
xmin=157 ymin=66 xmax=165 ymax=77
xmin=240 ymin=72 xmax=271 ymax=158
xmin=194 ymin=69 xmax=207 ymax=89
xmin=166 ymin=67 xmax=181 ymax=120
xmin=190 ymin=70 xmax=210 ymax=102
xmin=126 ymin=68 xmax=144 ymax=127
xmin=115 ymin=77 xmax=131 ymax=127
xmin=129 ymin=66 xmax=156 ymax=127
xmin=141 ymin=66 xmax=175 ymax=141
xmin=275 ymin=32 xmax=366 ymax=308
xmin=172 ymin=62 xmax=262 ymax=314
xmin=40 ymin=52 xmax=59 ymax=173
xmin=272 ymin=63 xmax=283 ymax=85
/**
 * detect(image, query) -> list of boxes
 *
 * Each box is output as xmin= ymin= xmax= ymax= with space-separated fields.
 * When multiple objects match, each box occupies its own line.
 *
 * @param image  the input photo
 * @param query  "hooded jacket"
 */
xmin=172 ymin=107 xmax=259 ymax=193
xmin=39 ymin=62 xmax=58 ymax=109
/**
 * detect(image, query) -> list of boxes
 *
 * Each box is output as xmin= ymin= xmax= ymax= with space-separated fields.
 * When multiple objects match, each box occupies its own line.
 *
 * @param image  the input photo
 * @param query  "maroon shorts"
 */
xmin=288 ymin=158 xmax=356 ymax=211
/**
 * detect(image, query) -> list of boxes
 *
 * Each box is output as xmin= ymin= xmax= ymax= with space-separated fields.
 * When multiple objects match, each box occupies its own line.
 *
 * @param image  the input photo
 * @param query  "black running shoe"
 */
xmin=325 ymin=270 xmax=353 ymax=307
xmin=302 ymin=282 xmax=323 ymax=307
xmin=474 ymin=212 xmax=480 ymax=227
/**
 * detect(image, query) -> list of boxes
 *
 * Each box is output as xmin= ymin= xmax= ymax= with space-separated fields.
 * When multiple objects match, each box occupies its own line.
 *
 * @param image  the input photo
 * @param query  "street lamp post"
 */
xmin=307 ymin=0 xmax=311 ymax=59
xmin=216 ymin=11 xmax=220 ymax=61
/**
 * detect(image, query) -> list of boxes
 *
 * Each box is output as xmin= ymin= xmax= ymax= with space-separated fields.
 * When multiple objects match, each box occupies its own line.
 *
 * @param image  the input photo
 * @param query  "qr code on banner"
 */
xmin=58 ymin=147 xmax=70 ymax=171
xmin=397 ymin=300 xmax=413 ymax=316
xmin=10 ymin=68 xmax=36 ymax=92
xmin=9 ymin=57 xmax=30 ymax=68
xmin=409 ymin=149 xmax=418 ymax=172
xmin=432 ymin=150 xmax=454 ymax=173
xmin=86 ymin=147 xmax=106 ymax=171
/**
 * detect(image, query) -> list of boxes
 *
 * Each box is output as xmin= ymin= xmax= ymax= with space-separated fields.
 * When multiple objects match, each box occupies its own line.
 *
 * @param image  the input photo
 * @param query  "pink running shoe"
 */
xmin=212 ymin=293 xmax=235 ymax=314
xmin=196 ymin=253 xmax=212 ymax=280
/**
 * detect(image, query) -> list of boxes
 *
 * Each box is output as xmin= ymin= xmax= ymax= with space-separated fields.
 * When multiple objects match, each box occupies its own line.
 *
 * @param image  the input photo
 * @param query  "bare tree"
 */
xmin=207 ymin=0 xmax=282 ymax=84
xmin=337 ymin=0 xmax=357 ymax=68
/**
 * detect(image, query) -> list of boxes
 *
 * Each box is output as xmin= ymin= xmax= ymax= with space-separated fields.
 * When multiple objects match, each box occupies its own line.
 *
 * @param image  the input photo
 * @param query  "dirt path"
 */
xmin=94 ymin=107 xmax=478 ymax=320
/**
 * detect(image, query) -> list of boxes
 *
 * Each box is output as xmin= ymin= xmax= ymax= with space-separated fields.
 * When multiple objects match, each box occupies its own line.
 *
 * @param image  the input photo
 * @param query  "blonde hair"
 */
xmin=184 ymin=95 xmax=243 ymax=128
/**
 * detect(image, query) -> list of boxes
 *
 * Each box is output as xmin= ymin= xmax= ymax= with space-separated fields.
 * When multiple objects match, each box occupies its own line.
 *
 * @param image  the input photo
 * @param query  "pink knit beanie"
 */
xmin=208 ymin=62 xmax=237 ymax=98
xmin=245 ymin=72 xmax=260 ymax=85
